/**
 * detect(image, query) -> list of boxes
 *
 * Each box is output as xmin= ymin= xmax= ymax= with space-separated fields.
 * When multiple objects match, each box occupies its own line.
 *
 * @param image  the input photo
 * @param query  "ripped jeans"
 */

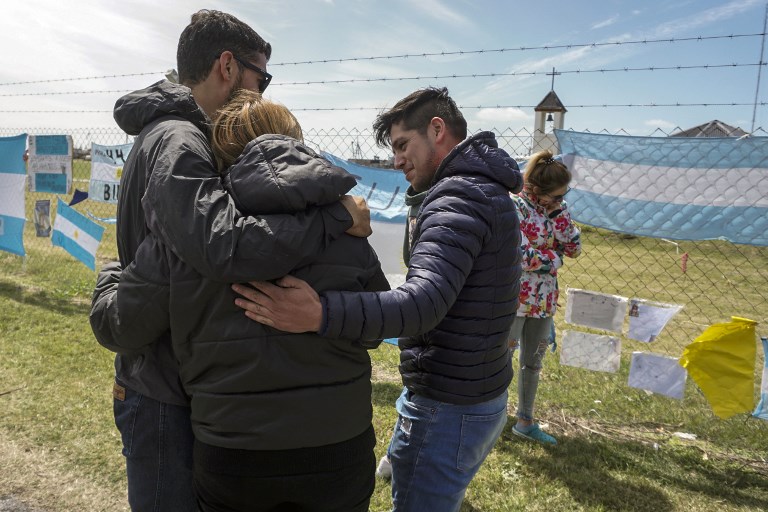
xmin=508 ymin=315 xmax=554 ymax=422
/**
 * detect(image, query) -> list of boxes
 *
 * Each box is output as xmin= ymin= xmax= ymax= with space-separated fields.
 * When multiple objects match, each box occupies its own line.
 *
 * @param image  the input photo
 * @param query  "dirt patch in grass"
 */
xmin=0 ymin=431 xmax=127 ymax=512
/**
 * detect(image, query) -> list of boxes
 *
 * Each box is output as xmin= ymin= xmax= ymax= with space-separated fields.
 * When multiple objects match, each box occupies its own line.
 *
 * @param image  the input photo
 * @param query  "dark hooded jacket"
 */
xmin=320 ymin=132 xmax=523 ymax=405
xmin=91 ymin=134 xmax=388 ymax=450
xmin=108 ymin=81 xmax=353 ymax=406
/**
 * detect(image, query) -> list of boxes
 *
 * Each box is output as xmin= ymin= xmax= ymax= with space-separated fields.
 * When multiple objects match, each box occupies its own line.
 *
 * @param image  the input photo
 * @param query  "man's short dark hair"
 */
xmin=373 ymin=87 xmax=467 ymax=148
xmin=177 ymin=10 xmax=272 ymax=86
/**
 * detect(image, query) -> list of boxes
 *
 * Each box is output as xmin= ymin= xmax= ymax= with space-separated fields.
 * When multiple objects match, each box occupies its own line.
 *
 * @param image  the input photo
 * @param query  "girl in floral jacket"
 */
xmin=509 ymin=149 xmax=581 ymax=445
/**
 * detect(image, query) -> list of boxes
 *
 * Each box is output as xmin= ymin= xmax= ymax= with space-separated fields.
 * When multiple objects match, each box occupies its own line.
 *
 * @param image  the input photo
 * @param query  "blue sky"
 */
xmin=0 ymin=0 xmax=766 ymax=142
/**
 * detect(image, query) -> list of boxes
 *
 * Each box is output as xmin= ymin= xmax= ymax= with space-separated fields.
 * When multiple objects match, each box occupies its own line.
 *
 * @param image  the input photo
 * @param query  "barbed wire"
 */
xmin=2 ymin=102 xmax=765 ymax=114
xmin=273 ymin=33 xmax=766 ymax=66
xmin=276 ymin=62 xmax=764 ymax=87
xmin=0 ymin=32 xmax=761 ymax=88
xmin=0 ymin=110 xmax=113 ymax=113
xmin=0 ymin=62 xmax=761 ymax=97
xmin=296 ymin=102 xmax=768 ymax=111
xmin=0 ymin=71 xmax=168 ymax=87
xmin=0 ymin=90 xmax=131 ymax=97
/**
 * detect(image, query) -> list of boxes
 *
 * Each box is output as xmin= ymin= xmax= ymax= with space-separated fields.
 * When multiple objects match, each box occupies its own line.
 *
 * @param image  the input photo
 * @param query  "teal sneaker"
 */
xmin=512 ymin=424 xmax=557 ymax=445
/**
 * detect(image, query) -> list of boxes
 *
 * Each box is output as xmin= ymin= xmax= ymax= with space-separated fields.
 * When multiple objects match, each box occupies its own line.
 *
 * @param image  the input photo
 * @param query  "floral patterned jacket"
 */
xmin=512 ymin=191 xmax=582 ymax=318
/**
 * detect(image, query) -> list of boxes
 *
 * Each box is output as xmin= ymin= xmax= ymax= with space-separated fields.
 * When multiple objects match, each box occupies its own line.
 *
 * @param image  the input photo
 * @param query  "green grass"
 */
xmin=1 ymin=221 xmax=767 ymax=510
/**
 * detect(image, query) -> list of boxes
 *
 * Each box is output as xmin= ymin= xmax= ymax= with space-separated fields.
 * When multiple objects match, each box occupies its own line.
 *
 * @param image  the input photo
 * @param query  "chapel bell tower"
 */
xmin=532 ymin=68 xmax=567 ymax=154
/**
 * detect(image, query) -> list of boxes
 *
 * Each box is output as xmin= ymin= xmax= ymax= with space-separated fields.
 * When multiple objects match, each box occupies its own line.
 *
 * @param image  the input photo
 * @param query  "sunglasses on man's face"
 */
xmin=233 ymin=55 xmax=272 ymax=93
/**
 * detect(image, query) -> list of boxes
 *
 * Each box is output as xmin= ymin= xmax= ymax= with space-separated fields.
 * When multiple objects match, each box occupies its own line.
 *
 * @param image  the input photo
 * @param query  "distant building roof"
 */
xmin=534 ymin=90 xmax=567 ymax=113
xmin=670 ymin=120 xmax=747 ymax=138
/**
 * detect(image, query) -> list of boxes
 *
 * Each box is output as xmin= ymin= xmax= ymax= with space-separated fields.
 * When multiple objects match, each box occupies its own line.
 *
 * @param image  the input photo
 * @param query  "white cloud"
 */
xmin=410 ymin=0 xmax=473 ymax=26
xmin=653 ymin=0 xmax=763 ymax=36
xmin=476 ymin=107 xmax=530 ymax=122
xmin=592 ymin=15 xmax=620 ymax=30
xmin=644 ymin=119 xmax=678 ymax=130
xmin=471 ymin=108 xmax=532 ymax=130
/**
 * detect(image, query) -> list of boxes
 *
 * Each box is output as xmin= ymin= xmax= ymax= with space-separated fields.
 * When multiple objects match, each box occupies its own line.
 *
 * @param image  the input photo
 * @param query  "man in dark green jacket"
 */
xmin=103 ymin=10 xmax=370 ymax=512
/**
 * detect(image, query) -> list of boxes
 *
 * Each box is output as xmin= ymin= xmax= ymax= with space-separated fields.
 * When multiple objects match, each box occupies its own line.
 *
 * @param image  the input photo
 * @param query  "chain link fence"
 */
xmin=1 ymin=125 xmax=767 ymax=435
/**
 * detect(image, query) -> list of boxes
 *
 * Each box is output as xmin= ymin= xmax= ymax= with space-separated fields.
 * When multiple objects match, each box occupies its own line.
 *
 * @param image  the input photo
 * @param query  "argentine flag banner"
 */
xmin=321 ymin=153 xmax=407 ymax=224
xmin=322 ymin=153 xmax=409 ymax=277
xmin=555 ymin=130 xmax=768 ymax=246
xmin=0 ymin=134 xmax=28 ymax=257
xmin=321 ymin=153 xmax=408 ymax=346
xmin=52 ymin=198 xmax=105 ymax=270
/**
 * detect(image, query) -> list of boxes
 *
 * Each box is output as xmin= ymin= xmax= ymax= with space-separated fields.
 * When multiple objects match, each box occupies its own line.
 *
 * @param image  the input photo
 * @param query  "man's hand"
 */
xmin=341 ymin=195 xmax=372 ymax=238
xmin=231 ymin=275 xmax=323 ymax=333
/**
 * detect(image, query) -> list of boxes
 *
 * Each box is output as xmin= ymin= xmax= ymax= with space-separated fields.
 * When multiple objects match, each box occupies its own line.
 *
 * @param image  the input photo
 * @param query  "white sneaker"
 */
xmin=375 ymin=455 xmax=392 ymax=479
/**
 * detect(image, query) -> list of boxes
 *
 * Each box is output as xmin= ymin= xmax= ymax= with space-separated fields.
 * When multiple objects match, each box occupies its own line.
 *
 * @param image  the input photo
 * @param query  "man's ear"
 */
xmin=213 ymin=51 xmax=236 ymax=82
xmin=430 ymin=117 xmax=447 ymax=143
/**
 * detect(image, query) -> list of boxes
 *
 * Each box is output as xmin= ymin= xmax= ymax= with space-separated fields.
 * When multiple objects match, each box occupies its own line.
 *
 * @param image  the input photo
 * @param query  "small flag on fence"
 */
xmin=51 ymin=197 xmax=104 ymax=270
xmin=68 ymin=188 xmax=89 ymax=207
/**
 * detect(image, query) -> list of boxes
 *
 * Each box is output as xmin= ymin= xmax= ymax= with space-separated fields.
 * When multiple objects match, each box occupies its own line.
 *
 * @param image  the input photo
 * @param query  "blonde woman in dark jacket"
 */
xmin=91 ymin=90 xmax=388 ymax=512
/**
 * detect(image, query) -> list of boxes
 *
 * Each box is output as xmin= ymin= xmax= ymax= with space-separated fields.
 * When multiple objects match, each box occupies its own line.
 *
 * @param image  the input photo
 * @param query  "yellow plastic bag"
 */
xmin=679 ymin=316 xmax=758 ymax=419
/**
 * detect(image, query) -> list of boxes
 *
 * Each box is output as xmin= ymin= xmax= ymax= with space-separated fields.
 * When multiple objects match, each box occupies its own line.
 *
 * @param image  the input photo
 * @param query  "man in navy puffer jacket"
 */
xmin=232 ymin=87 xmax=523 ymax=512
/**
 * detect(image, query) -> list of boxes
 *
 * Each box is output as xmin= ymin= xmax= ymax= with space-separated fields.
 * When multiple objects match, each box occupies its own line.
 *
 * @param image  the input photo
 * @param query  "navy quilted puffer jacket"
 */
xmin=321 ymin=131 xmax=523 ymax=404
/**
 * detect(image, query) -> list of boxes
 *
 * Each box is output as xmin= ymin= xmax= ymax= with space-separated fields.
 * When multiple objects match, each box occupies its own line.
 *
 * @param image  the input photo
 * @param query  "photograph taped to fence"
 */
xmin=34 ymin=199 xmax=51 ymax=238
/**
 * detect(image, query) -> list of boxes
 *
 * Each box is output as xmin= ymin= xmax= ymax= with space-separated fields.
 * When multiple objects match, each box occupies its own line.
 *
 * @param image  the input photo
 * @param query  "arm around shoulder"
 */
xmin=141 ymin=129 xmax=356 ymax=282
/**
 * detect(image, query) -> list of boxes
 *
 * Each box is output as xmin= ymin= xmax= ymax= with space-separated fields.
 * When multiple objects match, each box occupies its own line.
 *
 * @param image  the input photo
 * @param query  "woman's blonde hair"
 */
xmin=523 ymin=149 xmax=571 ymax=196
xmin=211 ymin=89 xmax=303 ymax=171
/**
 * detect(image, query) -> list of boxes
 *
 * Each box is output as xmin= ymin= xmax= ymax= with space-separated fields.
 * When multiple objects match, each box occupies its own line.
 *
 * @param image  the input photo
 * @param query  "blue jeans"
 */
xmin=113 ymin=380 xmax=195 ymax=512
xmin=389 ymin=387 xmax=508 ymax=512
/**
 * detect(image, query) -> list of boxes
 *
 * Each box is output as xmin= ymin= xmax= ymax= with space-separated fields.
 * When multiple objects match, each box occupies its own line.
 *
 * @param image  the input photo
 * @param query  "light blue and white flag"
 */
xmin=0 ymin=133 xmax=28 ymax=256
xmin=321 ymin=153 xmax=410 ymax=346
xmin=754 ymin=337 xmax=768 ymax=421
xmin=321 ymin=153 xmax=408 ymax=223
xmin=555 ymin=130 xmax=768 ymax=246
xmin=51 ymin=197 xmax=104 ymax=270
xmin=322 ymin=153 xmax=409 ymax=277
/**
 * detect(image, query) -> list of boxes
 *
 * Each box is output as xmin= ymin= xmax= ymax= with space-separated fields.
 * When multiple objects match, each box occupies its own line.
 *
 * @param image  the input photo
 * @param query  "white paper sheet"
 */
xmin=627 ymin=299 xmax=683 ymax=342
xmin=559 ymin=330 xmax=622 ymax=373
xmin=564 ymin=288 xmax=628 ymax=333
xmin=628 ymin=352 xmax=687 ymax=400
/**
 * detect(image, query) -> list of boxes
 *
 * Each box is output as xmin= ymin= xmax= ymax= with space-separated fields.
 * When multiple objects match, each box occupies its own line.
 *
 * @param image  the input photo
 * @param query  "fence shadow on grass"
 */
xmin=496 ymin=427 xmax=768 ymax=511
xmin=0 ymin=277 xmax=89 ymax=317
